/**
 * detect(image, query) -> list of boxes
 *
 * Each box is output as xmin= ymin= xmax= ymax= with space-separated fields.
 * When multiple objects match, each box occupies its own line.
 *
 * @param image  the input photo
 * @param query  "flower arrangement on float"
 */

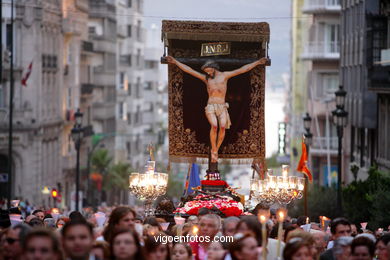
xmin=174 ymin=194 xmax=243 ymax=216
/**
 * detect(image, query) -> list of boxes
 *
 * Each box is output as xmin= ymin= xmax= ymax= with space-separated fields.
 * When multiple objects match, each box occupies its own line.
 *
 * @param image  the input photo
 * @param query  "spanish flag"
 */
xmin=297 ymin=138 xmax=313 ymax=182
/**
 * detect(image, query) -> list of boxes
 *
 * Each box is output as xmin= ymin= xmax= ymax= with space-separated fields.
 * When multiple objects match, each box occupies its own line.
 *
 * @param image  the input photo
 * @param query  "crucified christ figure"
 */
xmin=166 ymin=56 xmax=268 ymax=162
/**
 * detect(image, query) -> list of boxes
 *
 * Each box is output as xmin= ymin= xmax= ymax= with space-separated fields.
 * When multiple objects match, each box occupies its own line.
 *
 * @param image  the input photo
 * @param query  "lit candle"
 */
xmin=259 ymin=215 xmax=267 ymax=260
xmin=306 ymin=217 xmax=309 ymax=224
xmin=192 ymin=225 xmax=199 ymax=236
xmin=276 ymin=209 xmax=286 ymax=258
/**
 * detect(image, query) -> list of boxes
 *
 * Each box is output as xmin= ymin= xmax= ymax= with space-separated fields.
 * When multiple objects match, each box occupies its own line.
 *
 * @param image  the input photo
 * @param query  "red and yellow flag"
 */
xmin=297 ymin=138 xmax=313 ymax=182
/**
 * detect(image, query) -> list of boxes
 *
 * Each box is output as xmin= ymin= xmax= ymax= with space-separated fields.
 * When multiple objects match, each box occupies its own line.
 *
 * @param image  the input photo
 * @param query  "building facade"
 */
xmin=0 ymin=0 xmax=168 ymax=207
xmin=0 ymin=0 xmax=64 ymax=206
xmin=302 ymin=0 xmax=342 ymax=185
xmin=341 ymin=0 xmax=390 ymax=173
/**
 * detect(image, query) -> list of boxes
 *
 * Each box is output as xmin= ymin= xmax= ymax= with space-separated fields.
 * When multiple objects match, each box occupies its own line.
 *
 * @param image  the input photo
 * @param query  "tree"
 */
xmin=91 ymin=149 xmax=112 ymax=174
xmin=288 ymin=184 xmax=338 ymax=220
xmin=343 ymin=165 xmax=390 ymax=229
xmin=105 ymin=162 xmax=132 ymax=205
xmin=91 ymin=149 xmax=112 ymax=204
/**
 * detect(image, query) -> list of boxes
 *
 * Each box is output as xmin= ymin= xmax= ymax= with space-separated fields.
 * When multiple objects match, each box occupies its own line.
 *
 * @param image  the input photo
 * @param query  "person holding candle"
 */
xmin=190 ymin=214 xmax=221 ymax=260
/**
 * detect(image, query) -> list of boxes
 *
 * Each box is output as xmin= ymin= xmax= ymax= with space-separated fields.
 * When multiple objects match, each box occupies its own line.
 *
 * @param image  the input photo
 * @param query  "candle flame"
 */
xmin=279 ymin=212 xmax=284 ymax=220
xmin=192 ymin=225 xmax=199 ymax=235
xmin=260 ymin=215 xmax=266 ymax=224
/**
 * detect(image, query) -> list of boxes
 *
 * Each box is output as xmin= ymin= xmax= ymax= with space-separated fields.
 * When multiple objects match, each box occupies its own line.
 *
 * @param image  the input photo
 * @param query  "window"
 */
xmin=144 ymin=81 xmax=153 ymax=90
xmin=120 ymin=55 xmax=131 ymax=66
xmin=137 ymin=21 xmax=141 ymax=40
xmin=136 ymin=77 xmax=141 ymax=98
xmin=88 ymin=26 xmax=96 ymax=35
xmin=128 ymin=83 xmax=132 ymax=96
xmin=135 ymin=105 xmax=141 ymax=124
xmin=67 ymin=88 xmax=72 ymax=108
xmin=127 ymin=113 xmax=131 ymax=124
xmin=118 ymin=102 xmax=127 ymax=120
xmin=324 ymin=24 xmax=339 ymax=53
xmin=136 ymin=49 xmax=141 ymax=66
xmin=145 ymin=60 xmax=158 ymax=69
xmin=316 ymin=72 xmax=339 ymax=98
xmin=6 ymin=24 xmax=12 ymax=52
xmin=126 ymin=142 xmax=131 ymax=159
xmin=0 ymin=85 xmax=4 ymax=108
xmin=127 ymin=25 xmax=132 ymax=37
xmin=119 ymin=72 xmax=125 ymax=90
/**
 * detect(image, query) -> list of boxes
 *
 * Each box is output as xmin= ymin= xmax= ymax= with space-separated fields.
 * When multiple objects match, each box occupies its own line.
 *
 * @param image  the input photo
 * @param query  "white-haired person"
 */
xmin=190 ymin=214 xmax=221 ymax=260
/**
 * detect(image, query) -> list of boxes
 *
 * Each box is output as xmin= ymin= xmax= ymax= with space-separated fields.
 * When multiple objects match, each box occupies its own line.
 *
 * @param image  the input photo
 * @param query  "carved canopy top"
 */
xmin=162 ymin=20 xmax=270 ymax=43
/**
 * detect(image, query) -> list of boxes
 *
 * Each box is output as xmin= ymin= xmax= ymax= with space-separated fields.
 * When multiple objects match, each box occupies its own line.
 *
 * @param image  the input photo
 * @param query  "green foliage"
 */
xmin=91 ymin=149 xmax=112 ymax=174
xmin=343 ymin=166 xmax=390 ymax=229
xmin=104 ymin=162 xmax=132 ymax=190
xmin=288 ymin=166 xmax=390 ymax=230
xmin=288 ymin=184 xmax=338 ymax=220
xmin=266 ymin=153 xmax=282 ymax=168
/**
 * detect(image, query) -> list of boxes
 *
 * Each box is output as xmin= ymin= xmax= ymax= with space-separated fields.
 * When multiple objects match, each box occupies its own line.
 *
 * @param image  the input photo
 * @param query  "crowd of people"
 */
xmin=0 ymin=205 xmax=389 ymax=260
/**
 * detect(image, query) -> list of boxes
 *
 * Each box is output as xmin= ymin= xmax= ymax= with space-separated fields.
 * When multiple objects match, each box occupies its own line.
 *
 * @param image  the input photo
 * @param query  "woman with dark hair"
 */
xmin=235 ymin=215 xmax=263 ymax=246
xmin=144 ymin=232 xmax=171 ymax=260
xmin=103 ymin=207 xmax=136 ymax=242
xmin=109 ymin=229 xmax=144 ymax=260
xmin=351 ymin=236 xmax=375 ymax=260
xmin=375 ymin=234 xmax=390 ymax=260
xmin=229 ymin=233 xmax=259 ymax=260
xmin=283 ymin=237 xmax=312 ymax=260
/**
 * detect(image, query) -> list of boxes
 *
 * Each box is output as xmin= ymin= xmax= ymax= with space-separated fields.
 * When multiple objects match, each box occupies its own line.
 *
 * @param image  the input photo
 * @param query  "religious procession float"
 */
xmin=128 ymin=20 xmax=310 ymax=218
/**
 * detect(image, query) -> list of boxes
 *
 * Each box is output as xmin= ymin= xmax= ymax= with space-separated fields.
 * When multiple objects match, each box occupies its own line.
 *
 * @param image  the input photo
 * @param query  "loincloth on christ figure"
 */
xmin=204 ymin=103 xmax=232 ymax=129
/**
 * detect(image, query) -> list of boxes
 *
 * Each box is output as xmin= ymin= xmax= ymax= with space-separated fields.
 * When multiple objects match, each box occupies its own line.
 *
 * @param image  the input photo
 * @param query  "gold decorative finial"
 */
xmin=147 ymin=143 xmax=155 ymax=161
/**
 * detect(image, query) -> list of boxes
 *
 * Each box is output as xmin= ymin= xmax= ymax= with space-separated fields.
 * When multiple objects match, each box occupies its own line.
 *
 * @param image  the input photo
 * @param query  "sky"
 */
xmin=143 ymin=0 xmax=291 ymax=156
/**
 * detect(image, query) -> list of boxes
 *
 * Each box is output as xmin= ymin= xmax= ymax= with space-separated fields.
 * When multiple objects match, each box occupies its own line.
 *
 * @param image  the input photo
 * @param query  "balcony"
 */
xmin=117 ymin=25 xmax=127 ymax=38
xmin=310 ymin=137 xmax=338 ymax=155
xmin=302 ymin=0 xmax=341 ymax=14
xmin=81 ymin=83 xmax=94 ymax=95
xmin=93 ymin=66 xmax=115 ymax=86
xmin=81 ymin=41 xmax=94 ymax=53
xmin=368 ymin=63 xmax=390 ymax=93
xmin=92 ymin=102 xmax=116 ymax=121
xmin=301 ymin=41 xmax=340 ymax=61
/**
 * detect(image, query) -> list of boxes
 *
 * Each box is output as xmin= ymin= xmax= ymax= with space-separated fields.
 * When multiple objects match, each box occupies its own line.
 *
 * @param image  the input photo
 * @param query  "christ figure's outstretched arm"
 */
xmin=224 ymin=57 xmax=268 ymax=79
xmin=166 ymin=56 xmax=206 ymax=82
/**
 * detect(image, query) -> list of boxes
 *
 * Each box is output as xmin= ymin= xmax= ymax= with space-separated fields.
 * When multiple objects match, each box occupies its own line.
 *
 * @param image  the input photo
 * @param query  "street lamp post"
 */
xmin=71 ymin=109 xmax=84 ymax=212
xmin=303 ymin=113 xmax=313 ymax=217
xmin=332 ymin=86 xmax=348 ymax=216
